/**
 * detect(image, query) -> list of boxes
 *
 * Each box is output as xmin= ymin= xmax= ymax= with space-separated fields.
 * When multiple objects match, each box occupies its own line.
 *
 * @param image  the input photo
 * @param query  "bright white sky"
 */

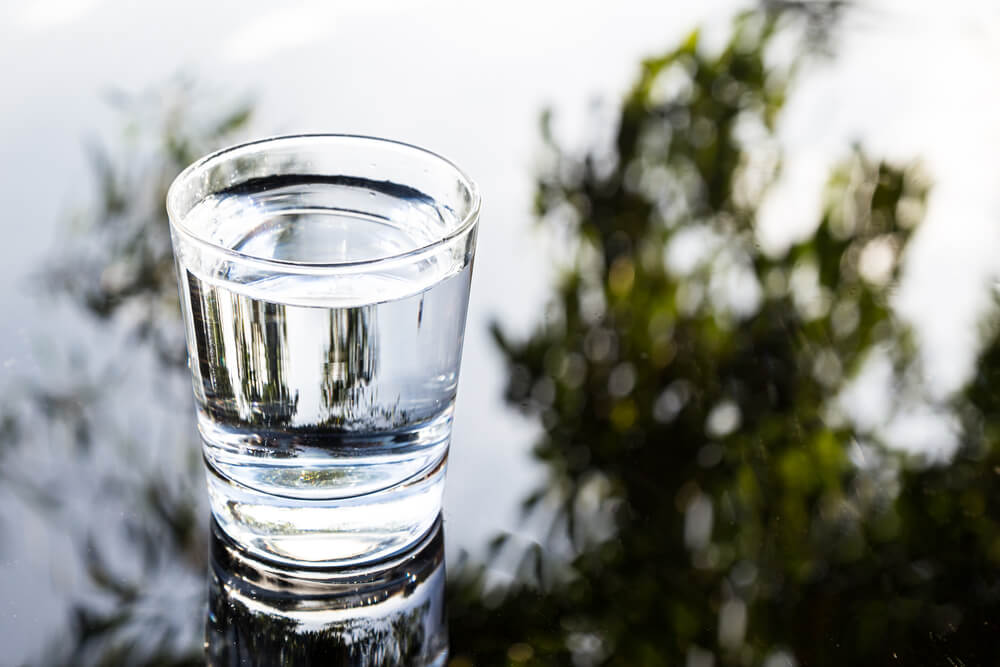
xmin=0 ymin=0 xmax=997 ymax=662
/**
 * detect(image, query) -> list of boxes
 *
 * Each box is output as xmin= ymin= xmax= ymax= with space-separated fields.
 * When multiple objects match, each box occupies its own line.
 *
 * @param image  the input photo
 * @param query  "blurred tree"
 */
xmin=447 ymin=9 xmax=1000 ymax=667
xmin=44 ymin=79 xmax=254 ymax=367
xmin=6 ymin=79 xmax=254 ymax=667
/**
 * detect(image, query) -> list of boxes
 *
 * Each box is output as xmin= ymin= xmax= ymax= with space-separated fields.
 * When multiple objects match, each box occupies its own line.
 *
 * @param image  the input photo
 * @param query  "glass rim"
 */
xmin=165 ymin=133 xmax=481 ymax=271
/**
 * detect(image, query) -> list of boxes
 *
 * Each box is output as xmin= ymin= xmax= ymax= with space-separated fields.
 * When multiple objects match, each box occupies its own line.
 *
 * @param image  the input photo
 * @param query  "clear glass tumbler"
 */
xmin=166 ymin=134 xmax=479 ymax=566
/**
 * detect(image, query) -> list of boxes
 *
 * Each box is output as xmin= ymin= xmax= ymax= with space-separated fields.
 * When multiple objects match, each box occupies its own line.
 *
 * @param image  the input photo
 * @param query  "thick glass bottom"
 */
xmin=205 ymin=453 xmax=447 ymax=567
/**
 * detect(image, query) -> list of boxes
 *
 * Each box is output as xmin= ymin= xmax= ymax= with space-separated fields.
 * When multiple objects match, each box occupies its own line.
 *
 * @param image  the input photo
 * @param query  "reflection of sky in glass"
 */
xmin=0 ymin=1 xmax=998 ymax=662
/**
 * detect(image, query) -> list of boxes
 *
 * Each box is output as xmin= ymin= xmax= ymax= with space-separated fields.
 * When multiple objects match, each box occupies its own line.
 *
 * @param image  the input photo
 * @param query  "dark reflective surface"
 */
xmin=207 ymin=517 xmax=448 ymax=666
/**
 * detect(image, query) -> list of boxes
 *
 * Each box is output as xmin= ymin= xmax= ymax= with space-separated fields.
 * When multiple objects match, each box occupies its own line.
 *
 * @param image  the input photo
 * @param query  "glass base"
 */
xmin=205 ymin=454 xmax=447 ymax=567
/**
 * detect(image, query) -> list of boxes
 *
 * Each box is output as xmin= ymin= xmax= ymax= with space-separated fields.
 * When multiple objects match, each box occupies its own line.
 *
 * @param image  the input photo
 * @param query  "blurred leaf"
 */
xmin=449 ymin=5 xmax=1000 ymax=666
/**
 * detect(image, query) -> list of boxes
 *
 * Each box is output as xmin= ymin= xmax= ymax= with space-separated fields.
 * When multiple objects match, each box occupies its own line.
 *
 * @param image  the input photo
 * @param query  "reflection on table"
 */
xmin=206 ymin=516 xmax=447 ymax=667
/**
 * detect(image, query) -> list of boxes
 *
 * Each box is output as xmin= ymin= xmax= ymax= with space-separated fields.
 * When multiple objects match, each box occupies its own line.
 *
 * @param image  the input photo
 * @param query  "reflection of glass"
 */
xmin=167 ymin=136 xmax=480 ymax=566
xmin=206 ymin=516 xmax=448 ymax=667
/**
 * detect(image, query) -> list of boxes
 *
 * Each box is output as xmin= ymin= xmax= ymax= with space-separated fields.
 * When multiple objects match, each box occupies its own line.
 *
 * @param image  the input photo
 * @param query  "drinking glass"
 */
xmin=166 ymin=134 xmax=479 ymax=566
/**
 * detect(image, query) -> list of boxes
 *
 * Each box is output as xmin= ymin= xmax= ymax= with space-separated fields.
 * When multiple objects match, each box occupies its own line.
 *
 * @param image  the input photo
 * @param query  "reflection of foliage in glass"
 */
xmin=321 ymin=306 xmax=379 ymax=426
xmin=231 ymin=298 xmax=297 ymax=425
xmin=447 ymin=10 xmax=1000 ymax=667
xmin=184 ymin=272 xmax=237 ymax=412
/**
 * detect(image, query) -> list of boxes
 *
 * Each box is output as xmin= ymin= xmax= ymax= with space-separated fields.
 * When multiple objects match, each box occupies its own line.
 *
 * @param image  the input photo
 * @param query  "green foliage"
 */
xmin=449 ymin=11 xmax=998 ymax=667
